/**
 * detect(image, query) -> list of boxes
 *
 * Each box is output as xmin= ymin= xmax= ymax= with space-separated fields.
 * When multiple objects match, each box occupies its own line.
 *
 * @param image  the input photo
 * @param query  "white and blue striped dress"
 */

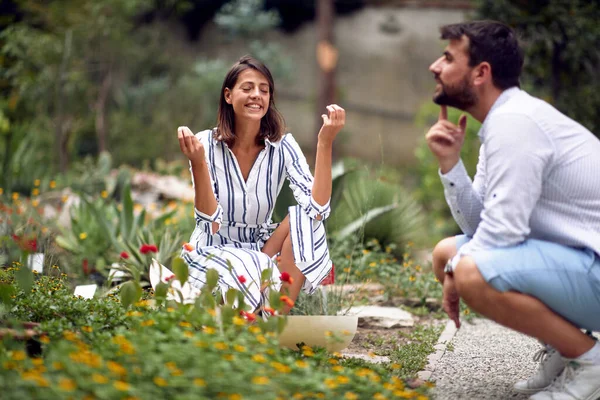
xmin=181 ymin=129 xmax=332 ymax=310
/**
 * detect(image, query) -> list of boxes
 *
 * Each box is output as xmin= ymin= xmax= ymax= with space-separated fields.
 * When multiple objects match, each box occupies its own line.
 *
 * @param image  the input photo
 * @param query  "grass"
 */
xmin=389 ymin=324 xmax=444 ymax=379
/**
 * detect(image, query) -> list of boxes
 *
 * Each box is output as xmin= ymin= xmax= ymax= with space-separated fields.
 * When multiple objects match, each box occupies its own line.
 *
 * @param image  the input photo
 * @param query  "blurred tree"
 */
xmin=478 ymin=0 xmax=600 ymax=137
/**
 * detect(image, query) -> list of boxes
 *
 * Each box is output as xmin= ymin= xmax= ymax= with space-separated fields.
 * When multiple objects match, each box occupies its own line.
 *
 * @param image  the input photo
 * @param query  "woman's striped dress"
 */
xmin=181 ymin=129 xmax=332 ymax=310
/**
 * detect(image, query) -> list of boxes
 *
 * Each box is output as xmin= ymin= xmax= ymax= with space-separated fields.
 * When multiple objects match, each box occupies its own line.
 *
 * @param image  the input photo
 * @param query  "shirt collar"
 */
xmin=479 ymin=86 xmax=521 ymax=140
xmin=265 ymin=137 xmax=282 ymax=148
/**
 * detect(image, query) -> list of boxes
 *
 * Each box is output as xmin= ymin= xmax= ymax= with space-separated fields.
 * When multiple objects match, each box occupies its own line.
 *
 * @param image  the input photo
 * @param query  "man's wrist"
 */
xmin=444 ymin=260 xmax=454 ymax=276
xmin=439 ymin=157 xmax=460 ymax=175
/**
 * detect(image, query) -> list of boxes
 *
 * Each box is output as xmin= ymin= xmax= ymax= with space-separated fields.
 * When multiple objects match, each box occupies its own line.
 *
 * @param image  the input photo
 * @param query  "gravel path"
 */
xmin=430 ymin=318 xmax=541 ymax=400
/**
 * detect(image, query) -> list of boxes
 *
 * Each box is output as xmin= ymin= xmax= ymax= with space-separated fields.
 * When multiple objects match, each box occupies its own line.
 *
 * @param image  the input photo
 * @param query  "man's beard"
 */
xmin=433 ymin=74 xmax=477 ymax=111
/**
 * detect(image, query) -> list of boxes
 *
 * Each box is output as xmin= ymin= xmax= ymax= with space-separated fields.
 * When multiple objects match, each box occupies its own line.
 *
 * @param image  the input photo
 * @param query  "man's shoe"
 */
xmin=514 ymin=347 xmax=565 ymax=394
xmin=529 ymin=359 xmax=600 ymax=400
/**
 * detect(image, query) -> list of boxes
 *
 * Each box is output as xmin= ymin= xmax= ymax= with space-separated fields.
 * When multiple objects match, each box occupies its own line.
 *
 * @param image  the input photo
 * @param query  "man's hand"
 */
xmin=442 ymin=273 xmax=461 ymax=329
xmin=425 ymin=105 xmax=467 ymax=174
xmin=177 ymin=126 xmax=205 ymax=165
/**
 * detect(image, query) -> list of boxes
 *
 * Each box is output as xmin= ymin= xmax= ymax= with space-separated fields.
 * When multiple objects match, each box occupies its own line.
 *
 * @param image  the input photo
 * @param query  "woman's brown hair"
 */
xmin=215 ymin=55 xmax=286 ymax=147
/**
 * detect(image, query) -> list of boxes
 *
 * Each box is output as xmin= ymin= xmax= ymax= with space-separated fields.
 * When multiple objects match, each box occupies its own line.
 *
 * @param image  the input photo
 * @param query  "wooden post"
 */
xmin=316 ymin=0 xmax=338 ymax=151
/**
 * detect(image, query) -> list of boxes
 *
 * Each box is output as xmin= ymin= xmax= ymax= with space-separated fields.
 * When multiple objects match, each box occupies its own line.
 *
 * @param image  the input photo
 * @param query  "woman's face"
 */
xmin=224 ymin=68 xmax=271 ymax=122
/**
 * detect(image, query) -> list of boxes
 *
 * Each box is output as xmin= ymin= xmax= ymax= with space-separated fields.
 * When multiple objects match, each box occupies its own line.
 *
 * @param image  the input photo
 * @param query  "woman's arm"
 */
xmin=311 ymin=105 xmax=345 ymax=214
xmin=178 ymin=126 xmax=220 ymax=233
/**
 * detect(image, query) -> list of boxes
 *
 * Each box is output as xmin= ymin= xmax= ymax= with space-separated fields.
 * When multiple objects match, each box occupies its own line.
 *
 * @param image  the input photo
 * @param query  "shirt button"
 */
xmin=450 ymin=182 xmax=455 ymax=187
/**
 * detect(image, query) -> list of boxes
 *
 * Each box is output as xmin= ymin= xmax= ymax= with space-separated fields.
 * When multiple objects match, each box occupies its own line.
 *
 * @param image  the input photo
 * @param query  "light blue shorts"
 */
xmin=456 ymin=235 xmax=600 ymax=332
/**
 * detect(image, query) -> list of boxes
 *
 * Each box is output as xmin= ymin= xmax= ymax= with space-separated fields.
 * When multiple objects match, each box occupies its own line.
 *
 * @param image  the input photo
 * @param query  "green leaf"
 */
xmin=0 ymin=284 xmax=15 ymax=305
xmin=120 ymin=281 xmax=141 ymax=308
xmin=154 ymin=282 xmax=169 ymax=302
xmin=120 ymin=183 xmax=134 ymax=241
xmin=226 ymin=288 xmax=237 ymax=305
xmin=277 ymin=315 xmax=287 ymax=334
xmin=15 ymin=266 xmax=33 ymax=294
xmin=172 ymin=257 xmax=189 ymax=285
xmin=55 ymin=235 xmax=80 ymax=253
xmin=334 ymin=203 xmax=399 ymax=239
xmin=206 ymin=269 xmax=219 ymax=291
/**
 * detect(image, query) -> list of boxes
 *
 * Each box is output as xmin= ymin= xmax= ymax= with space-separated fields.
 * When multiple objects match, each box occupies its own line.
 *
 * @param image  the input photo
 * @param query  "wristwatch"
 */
xmin=444 ymin=260 xmax=454 ymax=276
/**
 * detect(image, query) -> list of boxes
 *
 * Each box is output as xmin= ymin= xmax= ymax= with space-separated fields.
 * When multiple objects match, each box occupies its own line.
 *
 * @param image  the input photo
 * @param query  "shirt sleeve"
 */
xmin=190 ymin=130 xmax=223 ymax=234
xmin=439 ymin=145 xmax=486 ymax=236
xmin=281 ymin=134 xmax=331 ymax=220
xmin=449 ymin=114 xmax=553 ymax=270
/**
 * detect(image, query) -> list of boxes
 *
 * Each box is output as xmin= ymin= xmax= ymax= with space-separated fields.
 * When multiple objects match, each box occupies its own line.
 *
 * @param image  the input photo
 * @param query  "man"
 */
xmin=426 ymin=20 xmax=600 ymax=399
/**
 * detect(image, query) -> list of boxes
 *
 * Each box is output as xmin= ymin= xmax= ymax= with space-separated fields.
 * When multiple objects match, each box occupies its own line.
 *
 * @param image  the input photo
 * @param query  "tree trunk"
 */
xmin=55 ymin=30 xmax=72 ymax=173
xmin=316 ymin=0 xmax=337 ymax=152
xmin=95 ymin=68 xmax=113 ymax=154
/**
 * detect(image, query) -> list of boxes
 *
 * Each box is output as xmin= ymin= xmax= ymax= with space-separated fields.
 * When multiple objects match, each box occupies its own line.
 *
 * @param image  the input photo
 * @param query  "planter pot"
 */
xmin=278 ymin=315 xmax=358 ymax=352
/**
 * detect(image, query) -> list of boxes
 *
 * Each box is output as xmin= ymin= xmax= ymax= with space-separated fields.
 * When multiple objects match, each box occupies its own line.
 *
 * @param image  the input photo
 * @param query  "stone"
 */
xmin=343 ymin=305 xmax=414 ymax=328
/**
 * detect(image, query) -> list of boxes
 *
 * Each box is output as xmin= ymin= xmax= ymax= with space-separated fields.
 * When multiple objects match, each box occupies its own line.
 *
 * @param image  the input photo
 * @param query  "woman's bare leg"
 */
xmin=261 ymin=215 xmax=306 ymax=314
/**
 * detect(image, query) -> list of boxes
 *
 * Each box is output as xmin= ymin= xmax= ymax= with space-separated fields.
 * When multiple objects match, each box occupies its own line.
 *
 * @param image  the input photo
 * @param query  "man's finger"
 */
xmin=439 ymin=105 xmax=448 ymax=121
xmin=458 ymin=114 xmax=467 ymax=132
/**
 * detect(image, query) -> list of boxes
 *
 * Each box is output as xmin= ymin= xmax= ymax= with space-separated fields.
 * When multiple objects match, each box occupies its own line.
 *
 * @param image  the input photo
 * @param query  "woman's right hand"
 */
xmin=177 ymin=126 xmax=205 ymax=165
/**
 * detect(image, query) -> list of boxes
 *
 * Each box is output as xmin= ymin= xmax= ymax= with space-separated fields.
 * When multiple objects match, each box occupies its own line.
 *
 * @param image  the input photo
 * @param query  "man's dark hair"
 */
xmin=440 ymin=20 xmax=524 ymax=90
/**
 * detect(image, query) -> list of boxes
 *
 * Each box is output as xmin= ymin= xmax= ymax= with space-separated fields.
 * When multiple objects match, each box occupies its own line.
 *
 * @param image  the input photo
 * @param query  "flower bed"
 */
xmin=0 ymin=267 xmax=432 ymax=399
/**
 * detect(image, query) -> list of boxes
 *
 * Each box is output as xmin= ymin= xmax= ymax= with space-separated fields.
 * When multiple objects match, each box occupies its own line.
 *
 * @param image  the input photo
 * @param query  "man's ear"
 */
xmin=473 ymin=62 xmax=492 ymax=87
xmin=224 ymin=88 xmax=232 ymax=104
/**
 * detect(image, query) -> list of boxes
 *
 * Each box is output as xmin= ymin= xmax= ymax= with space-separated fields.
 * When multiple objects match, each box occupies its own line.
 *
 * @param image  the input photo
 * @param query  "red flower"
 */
xmin=280 ymin=295 xmax=294 ymax=308
xmin=183 ymin=242 xmax=194 ymax=252
xmin=140 ymin=244 xmax=159 ymax=254
xmin=280 ymin=272 xmax=294 ymax=284
xmin=82 ymin=259 xmax=90 ymax=275
xmin=263 ymin=307 xmax=276 ymax=316
xmin=241 ymin=310 xmax=256 ymax=322
xmin=165 ymin=275 xmax=176 ymax=282
xmin=120 ymin=251 xmax=129 ymax=259
xmin=238 ymin=275 xmax=247 ymax=284
xmin=11 ymin=234 xmax=37 ymax=252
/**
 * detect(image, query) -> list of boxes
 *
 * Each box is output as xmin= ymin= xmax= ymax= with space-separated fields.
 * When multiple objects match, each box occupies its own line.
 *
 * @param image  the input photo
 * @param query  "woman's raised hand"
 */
xmin=177 ymin=126 xmax=205 ymax=164
xmin=318 ymin=104 xmax=345 ymax=145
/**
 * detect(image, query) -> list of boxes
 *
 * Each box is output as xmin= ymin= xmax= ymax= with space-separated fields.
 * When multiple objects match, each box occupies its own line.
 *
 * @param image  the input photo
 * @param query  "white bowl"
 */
xmin=278 ymin=315 xmax=358 ymax=352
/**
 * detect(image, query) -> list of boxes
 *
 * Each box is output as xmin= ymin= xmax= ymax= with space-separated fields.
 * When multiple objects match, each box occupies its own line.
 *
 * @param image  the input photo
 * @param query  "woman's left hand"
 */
xmin=318 ymin=104 xmax=345 ymax=145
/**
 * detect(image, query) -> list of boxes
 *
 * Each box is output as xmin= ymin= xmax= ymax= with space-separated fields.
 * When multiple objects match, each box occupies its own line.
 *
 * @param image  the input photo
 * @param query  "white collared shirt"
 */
xmin=441 ymin=88 xmax=600 ymax=269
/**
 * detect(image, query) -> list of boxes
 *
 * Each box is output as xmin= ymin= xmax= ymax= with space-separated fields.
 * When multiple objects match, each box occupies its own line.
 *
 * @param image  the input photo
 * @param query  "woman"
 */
xmin=177 ymin=55 xmax=344 ymax=313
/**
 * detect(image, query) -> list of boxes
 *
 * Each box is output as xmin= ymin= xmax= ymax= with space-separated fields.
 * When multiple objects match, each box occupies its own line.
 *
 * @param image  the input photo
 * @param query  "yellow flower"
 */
xmin=12 ymin=192 xmax=19 ymax=201
xmin=302 ymin=348 xmax=314 ymax=357
xmin=49 ymin=180 xmax=56 ymax=189
xmin=362 ymin=249 xmax=370 ymax=255
xmin=252 ymin=354 xmax=266 ymax=363
xmin=344 ymin=392 xmax=358 ymax=400
xmin=79 ymin=232 xmax=88 ymax=240
xmin=256 ymin=335 xmax=267 ymax=344
xmin=183 ymin=331 xmax=194 ymax=338
xmin=373 ymin=394 xmax=386 ymax=400
xmin=232 ymin=316 xmax=245 ymax=326
xmin=336 ymin=375 xmax=350 ymax=384
xmin=207 ymin=308 xmax=217 ymax=316
xmin=229 ymin=395 xmax=242 ymax=400
xmin=154 ymin=377 xmax=168 ymax=387
xmin=126 ymin=311 xmax=142 ymax=317
xmin=32 ymin=358 xmax=44 ymax=366
xmin=92 ymin=373 xmax=109 ymax=384
xmin=295 ymin=360 xmax=308 ymax=368
xmin=369 ymin=262 xmax=377 ymax=267
xmin=194 ymin=340 xmax=208 ymax=348
xmin=343 ymin=267 xmax=350 ymax=272
xmin=3 ymin=361 xmax=17 ymax=370
xmin=101 ymin=190 xmax=108 ymax=199
xmin=203 ymin=326 xmax=216 ymax=334
xmin=193 ymin=378 xmax=206 ymax=387
xmin=234 ymin=345 xmax=246 ymax=353
xmin=324 ymin=378 xmax=338 ymax=389
xmin=61 ymin=194 xmax=68 ymax=203
xmin=328 ymin=358 xmax=338 ymax=365
xmin=223 ymin=354 xmax=234 ymax=361
xmin=52 ymin=361 xmax=63 ymax=370
xmin=214 ymin=342 xmax=228 ymax=350
xmin=0 ymin=188 xmax=3 ymax=195
xmin=166 ymin=307 xmax=175 ymax=312
xmin=464 ymin=309 xmax=471 ymax=315
xmin=252 ymin=376 xmax=270 ymax=385
xmin=82 ymin=326 xmax=93 ymax=333
xmin=107 ymin=361 xmax=127 ymax=376
xmin=391 ymin=363 xmax=402 ymax=370
xmin=32 ymin=188 xmax=40 ymax=196
xmin=141 ymin=320 xmax=155 ymax=327
xmin=332 ymin=365 xmax=343 ymax=372
xmin=134 ymin=204 xmax=143 ymax=212
xmin=270 ymin=362 xmax=291 ymax=374
xmin=114 ymin=381 xmax=130 ymax=391
xmin=58 ymin=378 xmax=76 ymax=391
xmin=179 ymin=321 xmax=192 ymax=328
xmin=11 ymin=350 xmax=26 ymax=361
xmin=31 ymin=199 xmax=39 ymax=207
xmin=409 ymin=275 xmax=416 ymax=282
